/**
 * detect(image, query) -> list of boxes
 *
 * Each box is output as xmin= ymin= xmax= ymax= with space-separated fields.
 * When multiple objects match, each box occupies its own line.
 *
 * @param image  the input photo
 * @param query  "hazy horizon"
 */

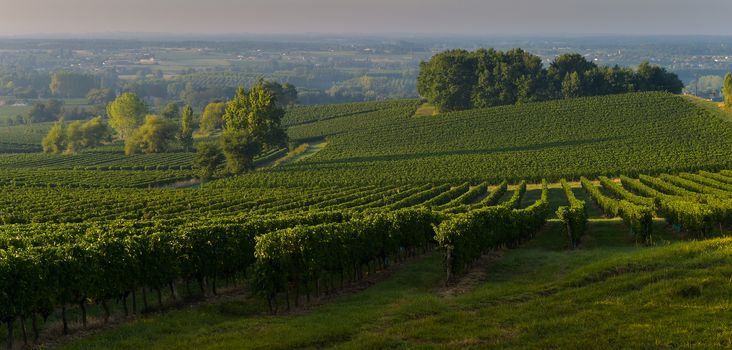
xmin=0 ymin=0 xmax=730 ymax=37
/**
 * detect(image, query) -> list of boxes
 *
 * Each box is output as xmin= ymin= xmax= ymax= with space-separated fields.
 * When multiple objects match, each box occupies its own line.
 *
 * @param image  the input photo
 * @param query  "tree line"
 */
xmin=41 ymin=80 xmax=290 ymax=178
xmin=417 ymin=48 xmax=684 ymax=111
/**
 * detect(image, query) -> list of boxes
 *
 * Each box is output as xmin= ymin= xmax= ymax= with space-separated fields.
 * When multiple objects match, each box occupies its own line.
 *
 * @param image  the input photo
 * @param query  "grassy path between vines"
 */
xmin=58 ymin=217 xmax=732 ymax=349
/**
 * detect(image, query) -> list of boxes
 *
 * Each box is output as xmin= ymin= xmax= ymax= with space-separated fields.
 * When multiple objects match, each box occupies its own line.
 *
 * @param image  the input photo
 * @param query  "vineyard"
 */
xmin=4 ymin=167 xmax=732 ymax=347
xmin=2 ymin=91 xmax=732 ymax=348
xmin=246 ymin=92 xmax=732 ymax=186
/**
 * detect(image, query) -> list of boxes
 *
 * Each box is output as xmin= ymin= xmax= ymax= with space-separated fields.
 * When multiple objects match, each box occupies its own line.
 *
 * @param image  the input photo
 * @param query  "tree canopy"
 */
xmin=41 ymin=116 xmax=110 ymax=154
xmin=50 ymin=71 xmax=99 ymax=98
xmin=199 ymin=101 xmax=227 ymax=135
xmin=417 ymin=49 xmax=684 ymax=111
xmin=124 ymin=115 xmax=178 ymax=155
xmin=107 ymin=92 xmax=148 ymax=140
xmin=219 ymin=80 xmax=288 ymax=173
xmin=179 ymin=105 xmax=194 ymax=152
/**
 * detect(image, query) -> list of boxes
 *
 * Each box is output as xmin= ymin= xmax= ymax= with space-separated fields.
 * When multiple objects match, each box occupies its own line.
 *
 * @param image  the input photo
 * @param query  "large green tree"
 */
xmin=79 ymin=116 xmax=111 ymax=148
xmin=65 ymin=120 xmax=85 ymax=154
xmin=561 ymin=72 xmax=582 ymax=99
xmin=417 ymin=49 xmax=477 ymax=112
xmin=193 ymin=143 xmax=224 ymax=180
xmin=220 ymin=80 xmax=287 ymax=173
xmin=199 ymin=101 xmax=227 ymax=135
xmin=41 ymin=121 xmax=66 ymax=154
xmin=124 ymin=115 xmax=177 ymax=155
xmin=107 ymin=93 xmax=147 ymax=140
xmin=724 ymin=72 xmax=732 ymax=108
xmin=42 ymin=116 xmax=110 ymax=154
xmin=179 ymin=105 xmax=194 ymax=152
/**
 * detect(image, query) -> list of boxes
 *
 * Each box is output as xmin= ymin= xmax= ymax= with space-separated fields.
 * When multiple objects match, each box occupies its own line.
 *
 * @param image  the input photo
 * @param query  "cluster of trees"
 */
xmin=41 ymin=117 xmax=110 ymax=154
xmin=7 ymin=100 xmax=100 ymax=126
xmin=50 ymin=72 xmax=100 ymax=98
xmin=105 ymin=93 xmax=193 ymax=156
xmin=194 ymin=80 xmax=288 ymax=178
xmin=38 ymin=80 xmax=290 ymax=166
xmin=417 ymin=49 xmax=684 ymax=111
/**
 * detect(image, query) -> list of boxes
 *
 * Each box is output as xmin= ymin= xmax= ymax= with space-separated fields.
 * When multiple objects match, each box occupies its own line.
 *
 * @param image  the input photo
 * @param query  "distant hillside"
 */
xmin=237 ymin=92 xmax=732 ymax=186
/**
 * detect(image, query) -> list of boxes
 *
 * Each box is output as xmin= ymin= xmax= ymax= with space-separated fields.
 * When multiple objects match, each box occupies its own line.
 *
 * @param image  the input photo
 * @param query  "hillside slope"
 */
xmin=236 ymin=92 xmax=732 ymax=186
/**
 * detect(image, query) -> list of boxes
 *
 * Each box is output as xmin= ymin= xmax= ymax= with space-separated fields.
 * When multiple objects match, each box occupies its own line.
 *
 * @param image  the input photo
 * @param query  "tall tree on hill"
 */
xmin=724 ymin=72 xmax=732 ymax=108
xmin=561 ymin=72 xmax=582 ymax=99
xmin=199 ymin=101 xmax=227 ymax=135
xmin=417 ymin=49 xmax=477 ymax=111
xmin=193 ymin=143 xmax=224 ymax=180
xmin=220 ymin=80 xmax=287 ymax=173
xmin=42 ymin=121 xmax=66 ymax=154
xmin=107 ymin=92 xmax=147 ymax=140
xmin=179 ymin=105 xmax=194 ymax=152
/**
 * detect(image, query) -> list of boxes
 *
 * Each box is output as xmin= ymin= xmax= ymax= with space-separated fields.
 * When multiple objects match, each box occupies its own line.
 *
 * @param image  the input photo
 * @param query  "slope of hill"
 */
xmin=235 ymin=92 xmax=732 ymax=186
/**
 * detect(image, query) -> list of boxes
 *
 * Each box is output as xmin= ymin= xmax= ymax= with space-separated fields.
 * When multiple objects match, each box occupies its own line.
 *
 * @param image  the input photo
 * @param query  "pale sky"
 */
xmin=0 ymin=0 xmax=730 ymax=37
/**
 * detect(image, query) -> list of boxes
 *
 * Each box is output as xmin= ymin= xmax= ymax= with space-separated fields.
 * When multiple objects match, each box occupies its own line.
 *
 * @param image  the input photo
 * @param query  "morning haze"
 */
xmin=0 ymin=0 xmax=730 ymax=36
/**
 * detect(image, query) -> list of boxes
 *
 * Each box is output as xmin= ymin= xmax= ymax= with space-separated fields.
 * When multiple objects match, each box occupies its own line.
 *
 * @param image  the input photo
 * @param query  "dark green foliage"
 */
xmin=220 ymin=130 xmax=261 ymax=174
xmin=193 ymin=143 xmax=224 ymax=180
xmin=220 ymin=80 xmax=288 ymax=174
xmin=253 ymin=208 xmax=439 ymax=311
xmin=27 ymin=100 xmax=64 ymax=123
xmin=417 ymin=49 xmax=684 ymax=111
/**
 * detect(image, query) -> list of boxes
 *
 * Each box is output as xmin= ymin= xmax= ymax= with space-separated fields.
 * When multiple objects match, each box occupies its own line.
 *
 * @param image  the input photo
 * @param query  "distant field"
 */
xmin=0 ymin=104 xmax=31 ymax=123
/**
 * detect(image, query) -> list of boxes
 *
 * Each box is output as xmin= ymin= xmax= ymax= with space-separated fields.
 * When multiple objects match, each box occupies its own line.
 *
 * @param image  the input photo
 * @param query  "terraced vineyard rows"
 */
xmin=258 ymin=92 xmax=732 ymax=186
xmin=5 ymin=166 xmax=732 ymax=346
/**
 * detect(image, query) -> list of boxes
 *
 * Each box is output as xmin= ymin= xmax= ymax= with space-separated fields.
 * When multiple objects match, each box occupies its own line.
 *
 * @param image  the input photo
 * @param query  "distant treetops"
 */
xmin=417 ymin=48 xmax=684 ymax=112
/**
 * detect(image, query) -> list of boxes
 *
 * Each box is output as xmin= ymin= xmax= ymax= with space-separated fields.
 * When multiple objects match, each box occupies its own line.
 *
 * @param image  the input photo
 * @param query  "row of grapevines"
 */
xmin=621 ymin=176 xmax=730 ymax=237
xmin=598 ymin=176 xmax=656 ymax=207
xmin=581 ymin=177 xmax=653 ymax=243
xmin=556 ymin=179 xmax=587 ymax=248
xmin=434 ymin=180 xmax=549 ymax=281
xmin=500 ymin=181 xmax=527 ymax=209
xmin=0 ymin=211 xmax=353 ymax=341
xmin=660 ymin=174 xmax=732 ymax=198
xmin=423 ymin=183 xmax=470 ymax=207
xmin=253 ymin=208 xmax=439 ymax=312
